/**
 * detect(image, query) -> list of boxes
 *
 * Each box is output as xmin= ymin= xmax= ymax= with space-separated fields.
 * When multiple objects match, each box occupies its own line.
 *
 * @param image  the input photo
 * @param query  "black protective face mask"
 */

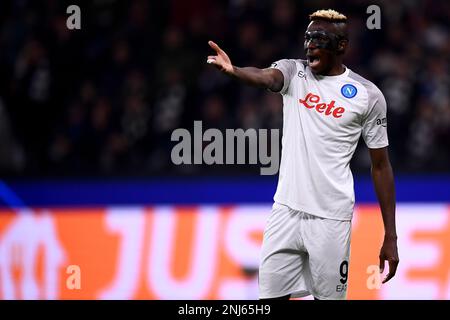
xmin=304 ymin=30 xmax=346 ymax=51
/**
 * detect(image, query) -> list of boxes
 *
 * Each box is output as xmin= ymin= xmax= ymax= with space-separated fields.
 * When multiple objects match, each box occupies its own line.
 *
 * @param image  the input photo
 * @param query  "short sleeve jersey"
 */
xmin=270 ymin=59 xmax=388 ymax=220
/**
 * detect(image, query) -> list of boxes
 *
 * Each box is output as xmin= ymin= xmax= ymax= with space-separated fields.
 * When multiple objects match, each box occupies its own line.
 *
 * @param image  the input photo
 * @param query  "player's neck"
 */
xmin=323 ymin=63 xmax=346 ymax=76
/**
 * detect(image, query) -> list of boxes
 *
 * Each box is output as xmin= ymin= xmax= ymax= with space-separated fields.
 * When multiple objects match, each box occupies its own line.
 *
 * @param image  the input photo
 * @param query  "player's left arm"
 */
xmin=369 ymin=146 xmax=399 ymax=283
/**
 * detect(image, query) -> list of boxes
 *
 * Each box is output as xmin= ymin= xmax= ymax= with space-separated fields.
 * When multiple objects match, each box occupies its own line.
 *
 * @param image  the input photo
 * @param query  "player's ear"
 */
xmin=337 ymin=39 xmax=348 ymax=54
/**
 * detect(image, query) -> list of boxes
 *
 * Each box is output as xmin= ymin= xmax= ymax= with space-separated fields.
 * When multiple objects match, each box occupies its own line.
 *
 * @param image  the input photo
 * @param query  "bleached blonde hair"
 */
xmin=309 ymin=9 xmax=347 ymax=22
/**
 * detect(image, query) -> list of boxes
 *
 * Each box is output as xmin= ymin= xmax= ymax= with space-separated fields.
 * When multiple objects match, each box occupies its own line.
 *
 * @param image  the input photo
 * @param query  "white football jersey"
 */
xmin=270 ymin=59 xmax=389 ymax=221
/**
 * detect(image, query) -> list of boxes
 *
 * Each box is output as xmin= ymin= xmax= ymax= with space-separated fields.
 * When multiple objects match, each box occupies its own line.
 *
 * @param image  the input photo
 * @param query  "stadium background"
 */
xmin=0 ymin=0 xmax=449 ymax=299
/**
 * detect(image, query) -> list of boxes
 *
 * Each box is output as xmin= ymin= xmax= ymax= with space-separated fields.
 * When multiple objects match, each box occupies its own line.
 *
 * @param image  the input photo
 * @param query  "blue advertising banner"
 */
xmin=0 ymin=175 xmax=449 ymax=208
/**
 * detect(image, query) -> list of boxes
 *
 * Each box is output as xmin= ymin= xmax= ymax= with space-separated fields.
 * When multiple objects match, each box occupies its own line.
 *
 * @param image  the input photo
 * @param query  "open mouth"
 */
xmin=307 ymin=54 xmax=321 ymax=69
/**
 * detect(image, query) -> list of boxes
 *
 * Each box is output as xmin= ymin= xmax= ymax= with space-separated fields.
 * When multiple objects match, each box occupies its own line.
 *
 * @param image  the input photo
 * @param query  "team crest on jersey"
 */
xmin=341 ymin=84 xmax=357 ymax=98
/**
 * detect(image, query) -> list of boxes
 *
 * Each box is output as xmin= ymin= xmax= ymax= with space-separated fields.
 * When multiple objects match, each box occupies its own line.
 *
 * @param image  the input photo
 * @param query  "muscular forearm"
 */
xmin=207 ymin=41 xmax=283 ymax=92
xmin=229 ymin=66 xmax=283 ymax=92
xmin=371 ymin=163 xmax=397 ymax=238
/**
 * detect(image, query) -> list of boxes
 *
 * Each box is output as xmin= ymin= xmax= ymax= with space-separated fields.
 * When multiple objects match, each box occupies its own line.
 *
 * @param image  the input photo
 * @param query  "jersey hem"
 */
xmin=273 ymin=198 xmax=353 ymax=221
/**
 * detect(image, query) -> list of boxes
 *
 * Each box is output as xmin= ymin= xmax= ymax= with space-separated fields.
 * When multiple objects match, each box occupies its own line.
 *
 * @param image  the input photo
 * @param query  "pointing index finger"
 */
xmin=208 ymin=41 xmax=223 ymax=54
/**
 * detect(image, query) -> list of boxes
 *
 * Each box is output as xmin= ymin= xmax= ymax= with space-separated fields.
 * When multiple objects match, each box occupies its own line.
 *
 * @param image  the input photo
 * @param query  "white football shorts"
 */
xmin=259 ymin=202 xmax=352 ymax=300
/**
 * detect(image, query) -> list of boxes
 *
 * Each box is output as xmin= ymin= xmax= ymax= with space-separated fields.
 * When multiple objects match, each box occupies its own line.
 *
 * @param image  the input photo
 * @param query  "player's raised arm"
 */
xmin=206 ymin=40 xmax=284 ymax=92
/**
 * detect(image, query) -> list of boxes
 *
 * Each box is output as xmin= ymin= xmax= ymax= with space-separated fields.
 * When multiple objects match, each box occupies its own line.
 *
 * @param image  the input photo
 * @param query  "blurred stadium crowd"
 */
xmin=0 ymin=0 xmax=448 ymax=177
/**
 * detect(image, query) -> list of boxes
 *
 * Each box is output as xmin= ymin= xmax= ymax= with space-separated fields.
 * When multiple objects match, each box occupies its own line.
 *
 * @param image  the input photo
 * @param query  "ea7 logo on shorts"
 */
xmin=341 ymin=84 xmax=357 ymax=98
xmin=336 ymin=284 xmax=347 ymax=292
xmin=376 ymin=117 xmax=387 ymax=127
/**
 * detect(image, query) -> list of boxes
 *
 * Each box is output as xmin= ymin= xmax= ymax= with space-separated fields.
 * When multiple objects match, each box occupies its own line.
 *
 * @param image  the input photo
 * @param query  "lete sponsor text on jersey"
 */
xmin=299 ymin=92 xmax=345 ymax=118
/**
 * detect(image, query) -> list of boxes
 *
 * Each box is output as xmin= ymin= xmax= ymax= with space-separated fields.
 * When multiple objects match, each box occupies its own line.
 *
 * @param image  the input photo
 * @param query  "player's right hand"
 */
xmin=207 ymin=41 xmax=233 ymax=74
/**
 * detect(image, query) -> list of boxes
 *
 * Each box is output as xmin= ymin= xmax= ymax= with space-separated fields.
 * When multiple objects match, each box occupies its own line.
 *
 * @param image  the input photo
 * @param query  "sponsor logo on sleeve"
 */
xmin=376 ymin=117 xmax=387 ymax=127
